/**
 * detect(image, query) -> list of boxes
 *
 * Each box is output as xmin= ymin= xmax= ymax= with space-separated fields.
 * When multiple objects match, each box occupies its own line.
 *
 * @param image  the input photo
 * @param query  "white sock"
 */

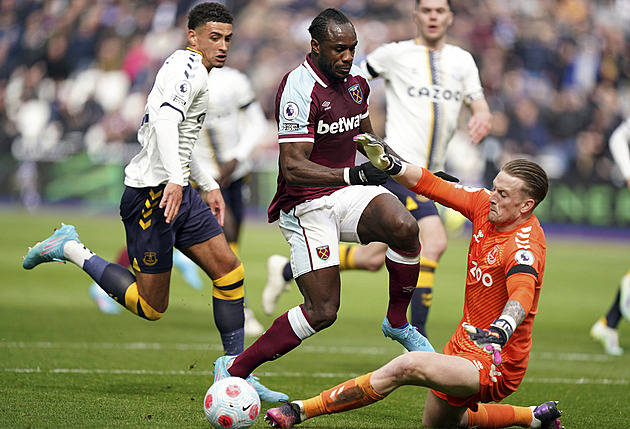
xmin=63 ymin=240 xmax=94 ymax=268
xmin=528 ymin=405 xmax=541 ymax=428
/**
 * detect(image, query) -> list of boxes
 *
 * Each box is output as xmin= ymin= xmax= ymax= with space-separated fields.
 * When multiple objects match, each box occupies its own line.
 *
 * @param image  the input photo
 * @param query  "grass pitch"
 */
xmin=1 ymin=206 xmax=628 ymax=428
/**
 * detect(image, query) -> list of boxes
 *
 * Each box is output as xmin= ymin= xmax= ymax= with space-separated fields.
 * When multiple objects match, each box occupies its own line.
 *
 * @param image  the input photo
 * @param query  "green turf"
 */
xmin=1 ymin=207 xmax=628 ymax=428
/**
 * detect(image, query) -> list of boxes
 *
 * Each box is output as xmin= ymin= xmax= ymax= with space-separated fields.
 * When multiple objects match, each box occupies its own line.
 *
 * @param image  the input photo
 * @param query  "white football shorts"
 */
xmin=279 ymin=185 xmax=391 ymax=278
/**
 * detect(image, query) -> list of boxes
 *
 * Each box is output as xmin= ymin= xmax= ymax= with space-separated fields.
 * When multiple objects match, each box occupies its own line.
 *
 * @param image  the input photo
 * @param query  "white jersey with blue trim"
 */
xmin=193 ymin=66 xmax=268 ymax=181
xmin=360 ymin=39 xmax=484 ymax=171
xmin=125 ymin=48 xmax=209 ymax=188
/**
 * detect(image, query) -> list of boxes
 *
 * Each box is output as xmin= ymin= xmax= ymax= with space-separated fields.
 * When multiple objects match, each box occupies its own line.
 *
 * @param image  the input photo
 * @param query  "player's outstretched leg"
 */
xmin=22 ymin=223 xmax=79 ymax=269
xmin=264 ymin=402 xmax=303 ymax=428
xmin=213 ymin=356 xmax=289 ymax=403
xmin=381 ymin=317 xmax=435 ymax=352
xmin=531 ymin=401 xmax=563 ymax=429
xmin=262 ymin=255 xmax=292 ymax=315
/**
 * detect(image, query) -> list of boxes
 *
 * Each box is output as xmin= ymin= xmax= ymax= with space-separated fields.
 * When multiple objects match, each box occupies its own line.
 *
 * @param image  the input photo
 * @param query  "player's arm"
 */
xmin=155 ymin=105 xmax=186 ymax=223
xmin=280 ymin=138 xmax=387 ymax=187
xmin=463 ymin=273 xmax=536 ymax=365
xmin=467 ymin=98 xmax=492 ymax=145
xmin=189 ymin=153 xmax=225 ymax=225
xmin=219 ymin=99 xmax=268 ymax=188
xmin=609 ymin=119 xmax=630 ymax=190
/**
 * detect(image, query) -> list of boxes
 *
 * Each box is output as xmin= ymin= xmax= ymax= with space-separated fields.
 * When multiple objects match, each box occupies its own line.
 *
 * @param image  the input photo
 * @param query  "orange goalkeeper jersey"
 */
xmin=410 ymin=169 xmax=546 ymax=379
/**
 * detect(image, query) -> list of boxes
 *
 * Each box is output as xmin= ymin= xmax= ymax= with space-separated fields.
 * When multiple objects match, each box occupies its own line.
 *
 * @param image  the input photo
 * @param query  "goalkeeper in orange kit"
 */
xmin=265 ymin=134 xmax=563 ymax=429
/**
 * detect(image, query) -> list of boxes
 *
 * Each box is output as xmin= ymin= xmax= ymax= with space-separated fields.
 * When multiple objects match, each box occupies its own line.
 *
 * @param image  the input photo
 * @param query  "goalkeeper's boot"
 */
xmin=246 ymin=374 xmax=289 ymax=403
xmin=381 ymin=317 xmax=435 ymax=352
xmin=23 ymin=224 xmax=80 ymax=270
xmin=262 ymin=255 xmax=291 ymax=315
xmin=530 ymin=400 xmax=563 ymax=429
xmin=265 ymin=402 xmax=303 ymax=428
xmin=590 ymin=318 xmax=623 ymax=356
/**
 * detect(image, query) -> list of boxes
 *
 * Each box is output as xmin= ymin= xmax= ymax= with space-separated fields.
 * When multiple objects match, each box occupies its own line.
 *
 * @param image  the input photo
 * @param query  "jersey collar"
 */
xmin=303 ymin=53 xmax=330 ymax=88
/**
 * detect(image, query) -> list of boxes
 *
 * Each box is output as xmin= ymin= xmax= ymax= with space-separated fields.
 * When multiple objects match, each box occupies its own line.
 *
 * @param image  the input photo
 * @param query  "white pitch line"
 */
xmin=0 ymin=341 xmax=617 ymax=362
xmin=2 ymin=367 xmax=628 ymax=385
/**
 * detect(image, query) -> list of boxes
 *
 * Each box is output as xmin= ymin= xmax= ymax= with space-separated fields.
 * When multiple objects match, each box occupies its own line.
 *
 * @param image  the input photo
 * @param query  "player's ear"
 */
xmin=188 ymin=28 xmax=197 ymax=48
xmin=521 ymin=198 xmax=535 ymax=213
xmin=311 ymin=38 xmax=320 ymax=55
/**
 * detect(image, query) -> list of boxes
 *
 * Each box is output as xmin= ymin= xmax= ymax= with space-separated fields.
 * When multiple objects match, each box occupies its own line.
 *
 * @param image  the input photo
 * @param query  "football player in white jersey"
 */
xmin=263 ymin=0 xmax=492 ymax=339
xmin=194 ymin=66 xmax=269 ymax=336
xmin=22 ymin=2 xmax=287 ymax=402
xmin=590 ymin=117 xmax=630 ymax=355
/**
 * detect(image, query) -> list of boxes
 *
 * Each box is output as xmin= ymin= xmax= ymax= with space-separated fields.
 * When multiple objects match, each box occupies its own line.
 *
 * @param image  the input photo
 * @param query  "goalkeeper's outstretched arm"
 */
xmin=353 ymin=133 xmax=425 ymax=188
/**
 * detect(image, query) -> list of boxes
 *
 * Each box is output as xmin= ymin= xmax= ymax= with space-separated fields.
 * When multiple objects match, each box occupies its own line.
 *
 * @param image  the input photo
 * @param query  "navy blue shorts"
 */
xmin=120 ymin=184 xmax=223 ymax=274
xmin=221 ymin=178 xmax=244 ymax=225
xmin=383 ymin=177 xmax=439 ymax=220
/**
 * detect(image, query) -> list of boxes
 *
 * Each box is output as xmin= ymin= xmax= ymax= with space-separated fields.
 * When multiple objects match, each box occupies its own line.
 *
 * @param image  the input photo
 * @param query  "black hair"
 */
xmin=308 ymin=8 xmax=353 ymax=43
xmin=187 ymin=2 xmax=233 ymax=30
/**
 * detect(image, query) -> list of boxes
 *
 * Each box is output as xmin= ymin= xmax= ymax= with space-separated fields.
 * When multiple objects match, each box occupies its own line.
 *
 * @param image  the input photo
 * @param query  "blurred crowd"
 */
xmin=1 ymin=0 xmax=630 ymax=207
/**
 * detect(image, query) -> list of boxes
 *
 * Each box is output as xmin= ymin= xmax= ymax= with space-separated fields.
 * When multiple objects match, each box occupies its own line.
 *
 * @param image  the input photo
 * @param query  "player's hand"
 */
xmin=353 ymin=133 xmax=404 ymax=176
xmin=346 ymin=162 xmax=389 ymax=186
xmin=205 ymin=188 xmax=226 ymax=227
xmin=218 ymin=159 xmax=238 ymax=189
xmin=160 ymin=182 xmax=183 ymax=224
xmin=467 ymin=111 xmax=492 ymax=144
xmin=462 ymin=320 xmax=512 ymax=365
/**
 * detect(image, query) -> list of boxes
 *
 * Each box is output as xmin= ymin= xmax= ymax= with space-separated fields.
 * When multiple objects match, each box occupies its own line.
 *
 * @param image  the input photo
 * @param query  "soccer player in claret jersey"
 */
xmin=212 ymin=7 xmax=434 ymax=392
xmin=21 ymin=2 xmax=285 ymax=403
xmin=265 ymin=136 xmax=563 ymax=428
xmin=262 ymin=0 xmax=492 ymax=339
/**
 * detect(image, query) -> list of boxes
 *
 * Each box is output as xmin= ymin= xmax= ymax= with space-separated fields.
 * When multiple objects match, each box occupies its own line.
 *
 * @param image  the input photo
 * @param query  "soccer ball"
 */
xmin=204 ymin=377 xmax=260 ymax=428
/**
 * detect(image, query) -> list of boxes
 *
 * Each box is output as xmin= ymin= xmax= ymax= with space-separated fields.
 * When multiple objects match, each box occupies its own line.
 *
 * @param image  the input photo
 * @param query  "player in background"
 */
xmin=89 ymin=66 xmax=268 ymax=336
xmin=21 ymin=2 xmax=286 ymax=403
xmin=194 ymin=65 xmax=269 ymax=336
xmin=590 ymin=117 xmax=630 ymax=355
xmin=265 ymin=136 xmax=562 ymax=429
xmin=262 ymin=0 xmax=492 ymax=339
xmin=213 ymin=8 xmax=434 ymax=390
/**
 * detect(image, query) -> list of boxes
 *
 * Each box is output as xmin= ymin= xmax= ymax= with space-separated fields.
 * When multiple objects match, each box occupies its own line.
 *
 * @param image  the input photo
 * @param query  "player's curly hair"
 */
xmin=188 ymin=2 xmax=233 ymax=30
xmin=308 ymin=8 xmax=353 ymax=43
xmin=502 ymin=159 xmax=549 ymax=208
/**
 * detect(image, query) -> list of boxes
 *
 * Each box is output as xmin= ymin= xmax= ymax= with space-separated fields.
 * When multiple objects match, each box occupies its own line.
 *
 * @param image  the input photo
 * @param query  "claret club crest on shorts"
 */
xmin=316 ymin=245 xmax=330 ymax=260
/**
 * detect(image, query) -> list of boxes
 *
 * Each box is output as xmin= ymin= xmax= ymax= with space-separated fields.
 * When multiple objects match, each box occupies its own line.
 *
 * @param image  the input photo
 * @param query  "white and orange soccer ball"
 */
xmin=204 ymin=377 xmax=260 ymax=429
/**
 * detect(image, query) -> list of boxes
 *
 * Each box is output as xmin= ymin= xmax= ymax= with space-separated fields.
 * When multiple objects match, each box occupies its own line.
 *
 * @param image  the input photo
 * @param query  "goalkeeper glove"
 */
xmin=462 ymin=317 xmax=515 ymax=365
xmin=353 ymin=133 xmax=405 ymax=176
xmin=433 ymin=171 xmax=459 ymax=183
xmin=344 ymin=162 xmax=389 ymax=186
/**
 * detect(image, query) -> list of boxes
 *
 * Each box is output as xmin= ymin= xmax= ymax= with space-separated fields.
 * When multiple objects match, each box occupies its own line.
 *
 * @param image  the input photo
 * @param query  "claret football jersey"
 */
xmin=268 ymin=54 xmax=370 ymax=222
